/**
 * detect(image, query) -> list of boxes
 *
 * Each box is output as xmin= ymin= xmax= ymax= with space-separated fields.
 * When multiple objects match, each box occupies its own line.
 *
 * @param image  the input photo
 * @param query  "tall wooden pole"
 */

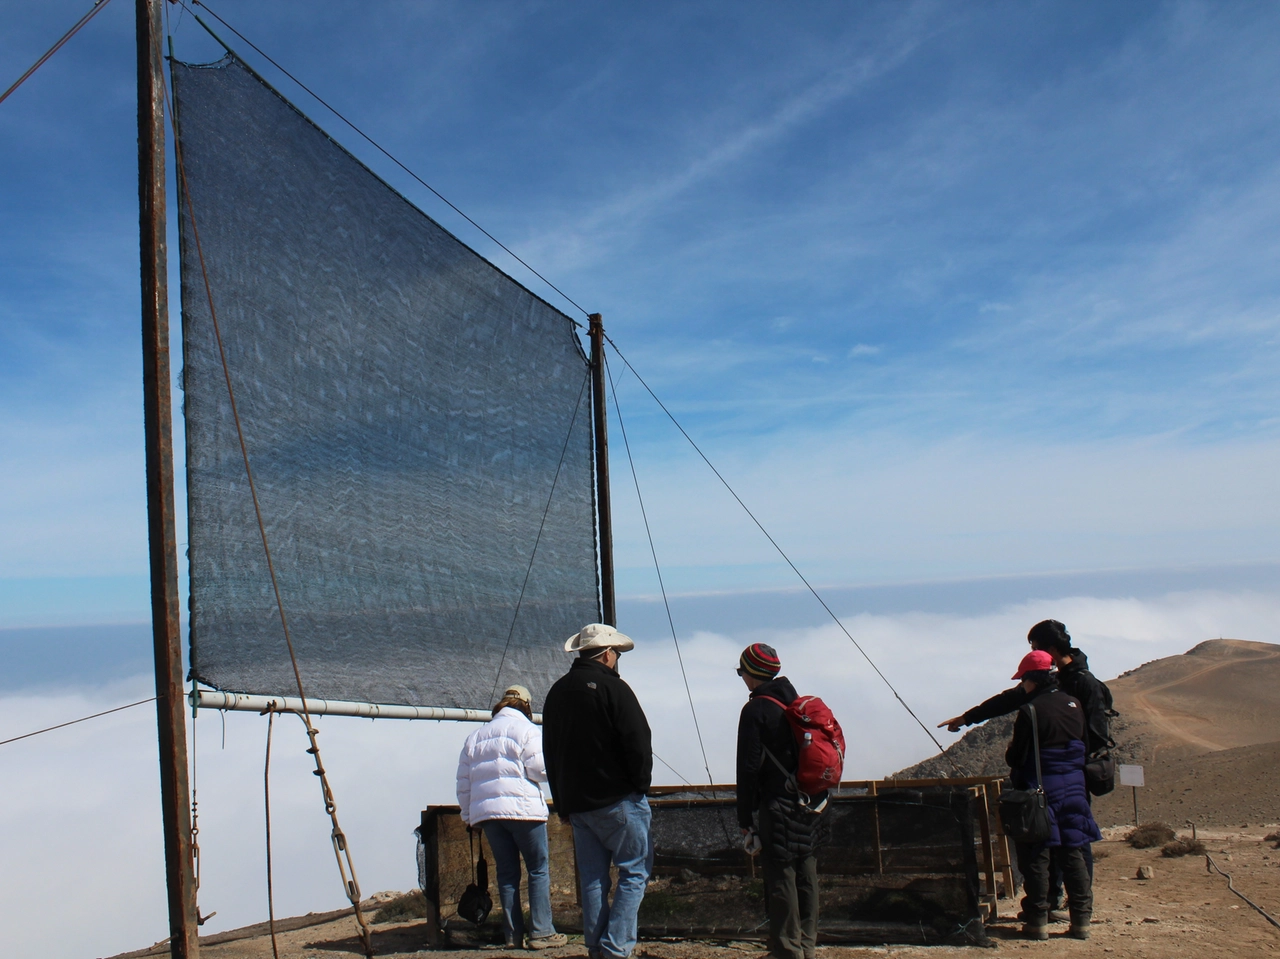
xmin=588 ymin=313 xmax=616 ymax=626
xmin=138 ymin=0 xmax=200 ymax=954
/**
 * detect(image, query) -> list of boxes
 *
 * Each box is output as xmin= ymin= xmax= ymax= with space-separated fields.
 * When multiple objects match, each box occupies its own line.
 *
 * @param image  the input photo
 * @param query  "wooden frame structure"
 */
xmin=418 ymin=776 xmax=1014 ymax=948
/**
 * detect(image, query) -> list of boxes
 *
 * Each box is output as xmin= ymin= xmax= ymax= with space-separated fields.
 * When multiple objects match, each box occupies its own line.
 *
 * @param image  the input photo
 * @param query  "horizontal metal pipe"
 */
xmin=191 ymin=689 xmax=540 ymax=724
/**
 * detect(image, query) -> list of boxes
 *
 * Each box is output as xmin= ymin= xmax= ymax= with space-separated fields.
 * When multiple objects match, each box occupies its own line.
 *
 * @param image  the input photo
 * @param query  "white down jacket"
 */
xmin=456 ymin=707 xmax=549 ymax=824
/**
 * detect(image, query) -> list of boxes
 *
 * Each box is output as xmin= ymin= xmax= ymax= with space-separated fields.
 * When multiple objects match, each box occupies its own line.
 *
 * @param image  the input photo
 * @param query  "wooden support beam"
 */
xmin=138 ymin=0 xmax=199 ymax=954
xmin=588 ymin=313 xmax=615 ymax=626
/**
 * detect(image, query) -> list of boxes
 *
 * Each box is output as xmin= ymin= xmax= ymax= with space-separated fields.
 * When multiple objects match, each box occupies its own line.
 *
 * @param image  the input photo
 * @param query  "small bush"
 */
xmin=373 ymin=889 xmax=428 ymax=923
xmin=1264 ymin=831 xmax=1280 ymax=848
xmin=1162 ymin=838 xmax=1206 ymax=858
xmin=1092 ymin=847 xmax=1109 ymax=860
xmin=1128 ymin=823 xmax=1176 ymax=849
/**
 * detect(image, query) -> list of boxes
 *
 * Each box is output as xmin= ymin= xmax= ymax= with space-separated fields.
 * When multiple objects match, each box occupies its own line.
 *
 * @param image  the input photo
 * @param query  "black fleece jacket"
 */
xmin=735 ymin=676 xmax=800 ymax=829
xmin=542 ymin=657 xmax=652 ymax=816
xmin=961 ymin=647 xmax=1113 ymax=754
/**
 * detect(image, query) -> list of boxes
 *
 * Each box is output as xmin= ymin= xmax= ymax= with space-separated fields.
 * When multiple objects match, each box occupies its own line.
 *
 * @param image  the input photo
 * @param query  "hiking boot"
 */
xmin=1022 ymin=920 xmax=1049 ymax=941
xmin=527 ymin=933 xmax=568 ymax=950
xmin=1048 ymin=909 xmax=1070 ymax=923
xmin=1069 ymin=913 xmax=1092 ymax=940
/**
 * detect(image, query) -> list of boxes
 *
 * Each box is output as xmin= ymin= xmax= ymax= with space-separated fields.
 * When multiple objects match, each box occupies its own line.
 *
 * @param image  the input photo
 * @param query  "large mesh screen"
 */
xmin=172 ymin=55 xmax=598 ymax=711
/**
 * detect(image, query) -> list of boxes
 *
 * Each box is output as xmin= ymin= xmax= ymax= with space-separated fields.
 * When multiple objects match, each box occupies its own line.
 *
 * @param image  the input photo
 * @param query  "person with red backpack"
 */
xmin=735 ymin=643 xmax=844 ymax=959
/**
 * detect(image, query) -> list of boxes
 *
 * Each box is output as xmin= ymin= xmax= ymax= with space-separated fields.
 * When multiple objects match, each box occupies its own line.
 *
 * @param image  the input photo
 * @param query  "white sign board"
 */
xmin=1118 ymin=764 xmax=1145 ymax=787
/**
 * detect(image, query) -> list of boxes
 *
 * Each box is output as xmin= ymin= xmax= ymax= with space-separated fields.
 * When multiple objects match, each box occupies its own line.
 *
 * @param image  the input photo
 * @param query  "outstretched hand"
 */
xmin=938 ymin=715 xmax=966 ymax=733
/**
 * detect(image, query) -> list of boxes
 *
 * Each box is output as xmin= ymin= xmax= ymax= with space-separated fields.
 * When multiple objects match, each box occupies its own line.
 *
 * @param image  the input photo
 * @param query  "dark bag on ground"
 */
xmin=1084 ymin=747 xmax=1116 ymax=796
xmin=457 ymin=827 xmax=492 ymax=925
xmin=999 ymin=704 xmax=1054 ymax=844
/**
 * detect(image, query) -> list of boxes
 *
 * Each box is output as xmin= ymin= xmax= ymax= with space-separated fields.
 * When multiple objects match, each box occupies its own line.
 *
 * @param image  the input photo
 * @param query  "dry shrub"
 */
xmin=1128 ymin=822 xmax=1176 ymax=849
xmin=373 ymin=889 xmax=428 ymax=923
xmin=1264 ymin=831 xmax=1280 ymax=848
xmin=1162 ymin=838 xmax=1206 ymax=858
xmin=1092 ymin=847 xmax=1109 ymax=860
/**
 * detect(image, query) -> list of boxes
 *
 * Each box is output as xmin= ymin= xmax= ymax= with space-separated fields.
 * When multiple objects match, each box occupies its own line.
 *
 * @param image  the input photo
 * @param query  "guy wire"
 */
xmin=602 ymin=334 xmax=960 ymax=772
xmin=264 ymin=708 xmax=281 ymax=959
xmin=605 ymin=352 xmax=716 ymax=788
xmin=183 ymin=0 xmax=589 ymax=325
xmin=488 ymin=372 xmax=592 ymax=705
xmin=0 ymin=0 xmax=116 ymax=107
xmin=0 ymin=696 xmax=155 ymax=748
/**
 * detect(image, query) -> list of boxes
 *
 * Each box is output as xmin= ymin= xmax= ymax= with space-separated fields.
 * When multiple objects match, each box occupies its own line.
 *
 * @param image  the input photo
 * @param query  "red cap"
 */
xmin=1012 ymin=649 xmax=1054 ymax=679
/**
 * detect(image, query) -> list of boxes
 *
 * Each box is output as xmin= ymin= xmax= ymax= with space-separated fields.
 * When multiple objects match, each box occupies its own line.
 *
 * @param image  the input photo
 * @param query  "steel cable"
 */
xmin=0 ymin=0 xmax=116 ymax=107
xmin=488 ymin=371 xmax=593 ymax=706
xmin=183 ymin=0 xmax=588 ymax=325
xmin=602 ymin=334 xmax=960 ymax=772
xmin=605 ymin=353 xmax=716 ymax=787
xmin=0 ymin=696 xmax=155 ymax=748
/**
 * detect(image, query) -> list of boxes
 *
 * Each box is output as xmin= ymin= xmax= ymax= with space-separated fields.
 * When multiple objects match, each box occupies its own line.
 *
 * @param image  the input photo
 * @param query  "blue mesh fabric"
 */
xmin=173 ymin=55 xmax=598 ymax=711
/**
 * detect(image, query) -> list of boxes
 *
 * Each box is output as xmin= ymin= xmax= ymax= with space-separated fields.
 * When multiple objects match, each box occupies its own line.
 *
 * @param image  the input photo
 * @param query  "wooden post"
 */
xmin=138 ymin=0 xmax=199 ymax=954
xmin=588 ymin=313 xmax=615 ymax=626
xmin=868 ymin=780 xmax=883 ymax=874
xmin=970 ymin=786 xmax=998 ymax=919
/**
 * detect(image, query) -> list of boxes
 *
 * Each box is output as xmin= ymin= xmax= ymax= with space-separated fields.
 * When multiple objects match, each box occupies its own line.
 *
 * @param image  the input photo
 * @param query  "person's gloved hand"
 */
xmin=741 ymin=827 xmax=762 ymax=856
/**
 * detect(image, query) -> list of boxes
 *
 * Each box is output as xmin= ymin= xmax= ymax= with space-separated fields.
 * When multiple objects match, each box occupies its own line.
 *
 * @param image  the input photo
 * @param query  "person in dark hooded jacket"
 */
xmin=939 ymin=620 xmax=1114 ymax=755
xmin=1005 ymin=650 xmax=1101 ymax=941
xmin=735 ymin=643 xmax=825 ymax=959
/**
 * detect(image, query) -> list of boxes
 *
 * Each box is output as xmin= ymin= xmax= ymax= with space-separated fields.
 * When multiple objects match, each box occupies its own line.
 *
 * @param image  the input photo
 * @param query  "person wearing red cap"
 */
xmin=1004 ymin=650 xmax=1100 ymax=941
xmin=735 ymin=643 xmax=824 ymax=959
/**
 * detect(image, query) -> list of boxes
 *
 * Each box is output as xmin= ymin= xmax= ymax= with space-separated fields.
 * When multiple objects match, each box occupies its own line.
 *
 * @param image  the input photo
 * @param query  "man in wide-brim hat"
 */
xmin=542 ymin=623 xmax=652 ymax=959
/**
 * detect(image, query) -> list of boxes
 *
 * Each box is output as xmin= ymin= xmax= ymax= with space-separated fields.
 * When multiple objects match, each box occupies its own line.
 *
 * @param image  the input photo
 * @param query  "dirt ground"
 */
xmin=110 ymin=827 xmax=1280 ymax=959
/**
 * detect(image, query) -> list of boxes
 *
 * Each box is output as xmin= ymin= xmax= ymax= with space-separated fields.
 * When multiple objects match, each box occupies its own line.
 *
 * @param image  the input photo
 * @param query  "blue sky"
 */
xmin=5 ymin=2 xmax=1280 ymax=623
xmin=5 ymin=4 xmax=1280 ymax=952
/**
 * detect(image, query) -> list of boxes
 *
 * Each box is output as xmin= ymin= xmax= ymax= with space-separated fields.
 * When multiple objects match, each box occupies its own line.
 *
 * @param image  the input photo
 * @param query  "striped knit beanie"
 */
xmin=739 ymin=642 xmax=781 ymax=680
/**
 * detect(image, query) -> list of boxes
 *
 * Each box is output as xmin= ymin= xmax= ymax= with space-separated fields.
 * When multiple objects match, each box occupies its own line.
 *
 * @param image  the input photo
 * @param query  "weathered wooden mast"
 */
xmin=137 ymin=0 xmax=199 ymax=954
xmin=588 ymin=313 xmax=616 ymax=626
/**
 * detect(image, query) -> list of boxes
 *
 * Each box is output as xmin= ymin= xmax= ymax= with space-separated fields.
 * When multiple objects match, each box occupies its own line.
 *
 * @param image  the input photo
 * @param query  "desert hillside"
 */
xmin=892 ymin=638 xmax=1280 ymax=826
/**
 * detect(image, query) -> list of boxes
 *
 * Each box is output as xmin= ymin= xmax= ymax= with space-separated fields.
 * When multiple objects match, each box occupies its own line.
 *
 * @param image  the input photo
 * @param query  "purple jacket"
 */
xmin=1016 ymin=739 xmax=1102 ymax=848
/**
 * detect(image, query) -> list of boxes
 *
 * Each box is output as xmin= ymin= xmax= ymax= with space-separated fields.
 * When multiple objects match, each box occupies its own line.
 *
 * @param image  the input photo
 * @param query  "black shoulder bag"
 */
xmin=457 ymin=827 xmax=492 ymax=925
xmin=998 ymin=704 xmax=1054 ymax=844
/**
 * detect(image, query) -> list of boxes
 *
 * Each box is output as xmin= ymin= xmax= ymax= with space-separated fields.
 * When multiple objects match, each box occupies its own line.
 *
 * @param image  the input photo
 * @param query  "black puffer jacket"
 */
xmin=542 ymin=657 xmax=652 ymax=816
xmin=759 ymin=793 xmax=823 ymax=860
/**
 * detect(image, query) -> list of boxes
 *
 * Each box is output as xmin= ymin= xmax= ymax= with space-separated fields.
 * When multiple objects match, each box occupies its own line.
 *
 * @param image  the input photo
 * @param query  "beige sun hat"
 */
xmin=564 ymin=623 xmax=635 ymax=653
xmin=503 ymin=684 xmax=532 ymax=705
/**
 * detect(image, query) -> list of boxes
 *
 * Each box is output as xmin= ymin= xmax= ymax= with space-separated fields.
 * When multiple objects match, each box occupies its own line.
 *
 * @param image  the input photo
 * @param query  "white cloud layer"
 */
xmin=3 ymin=587 xmax=1277 ymax=957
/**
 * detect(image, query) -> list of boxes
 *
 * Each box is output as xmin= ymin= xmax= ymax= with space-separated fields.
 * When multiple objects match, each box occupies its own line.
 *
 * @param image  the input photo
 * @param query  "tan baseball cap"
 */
xmin=503 ymin=684 xmax=532 ymax=704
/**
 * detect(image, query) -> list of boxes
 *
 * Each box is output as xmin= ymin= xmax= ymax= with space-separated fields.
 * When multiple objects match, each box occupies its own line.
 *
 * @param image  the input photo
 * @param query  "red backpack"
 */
xmin=757 ymin=694 xmax=846 ymax=800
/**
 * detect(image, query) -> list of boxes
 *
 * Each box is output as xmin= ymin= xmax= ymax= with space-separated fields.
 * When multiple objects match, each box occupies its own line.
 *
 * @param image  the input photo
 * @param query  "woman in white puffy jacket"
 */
xmin=456 ymin=683 xmax=566 ymax=950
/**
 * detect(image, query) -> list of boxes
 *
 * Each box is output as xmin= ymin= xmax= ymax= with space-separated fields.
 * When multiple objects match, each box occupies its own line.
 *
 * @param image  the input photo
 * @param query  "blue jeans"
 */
xmin=569 ymin=794 xmax=653 ymax=959
xmin=480 ymin=819 xmax=557 ymax=944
